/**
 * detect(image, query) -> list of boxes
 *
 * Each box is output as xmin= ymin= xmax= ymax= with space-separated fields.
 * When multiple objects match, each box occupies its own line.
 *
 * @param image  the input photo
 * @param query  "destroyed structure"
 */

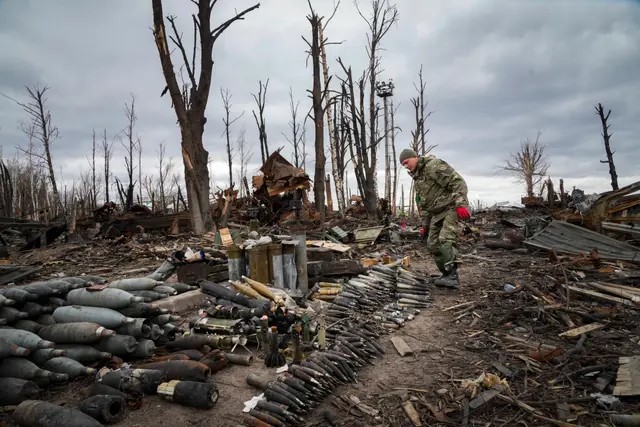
xmin=0 ymin=154 xmax=639 ymax=427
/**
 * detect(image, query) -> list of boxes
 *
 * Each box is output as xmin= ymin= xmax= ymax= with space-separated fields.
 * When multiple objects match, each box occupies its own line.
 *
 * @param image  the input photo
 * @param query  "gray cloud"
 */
xmin=1 ymin=0 xmax=639 ymax=206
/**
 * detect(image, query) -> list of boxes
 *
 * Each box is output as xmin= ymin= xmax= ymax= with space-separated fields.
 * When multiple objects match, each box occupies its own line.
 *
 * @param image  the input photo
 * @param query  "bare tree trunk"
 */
xmin=325 ymin=174 xmax=333 ymax=213
xmin=90 ymin=130 xmax=97 ymax=210
xmin=121 ymin=95 xmax=137 ymax=210
xmin=318 ymin=14 xmax=344 ymax=213
xmin=308 ymin=9 xmax=326 ymax=223
xmin=595 ymin=103 xmax=619 ymax=191
xmin=390 ymin=98 xmax=398 ymax=215
xmin=152 ymin=0 xmax=259 ymax=234
xmin=338 ymin=0 xmax=397 ymax=219
xmin=285 ymin=89 xmax=303 ymax=168
xmin=7 ymin=86 xmax=64 ymax=216
xmin=221 ymin=88 xmax=244 ymax=188
xmin=382 ymin=94 xmax=390 ymax=204
xmin=137 ymin=136 xmax=143 ymax=205
xmin=252 ymin=79 xmax=269 ymax=164
xmin=101 ymin=129 xmax=112 ymax=204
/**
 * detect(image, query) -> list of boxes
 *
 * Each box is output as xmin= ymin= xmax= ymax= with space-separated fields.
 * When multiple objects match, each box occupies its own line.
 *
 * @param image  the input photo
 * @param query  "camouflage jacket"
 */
xmin=411 ymin=155 xmax=469 ymax=216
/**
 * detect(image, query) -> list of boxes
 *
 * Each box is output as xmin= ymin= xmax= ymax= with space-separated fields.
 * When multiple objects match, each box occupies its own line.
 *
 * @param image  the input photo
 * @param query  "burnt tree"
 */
xmin=88 ymin=130 xmax=98 ymax=210
xmin=305 ymin=5 xmax=326 ymax=221
xmin=338 ymin=0 xmax=398 ymax=219
xmin=409 ymin=65 xmax=434 ymax=155
xmin=283 ymin=88 xmax=304 ymax=168
xmin=221 ymin=88 xmax=244 ymax=188
xmin=101 ymin=129 xmax=113 ymax=204
xmin=317 ymin=1 xmax=344 ymax=212
xmin=152 ymin=0 xmax=259 ymax=234
xmin=235 ymin=129 xmax=253 ymax=198
xmin=595 ymin=103 xmax=619 ymax=191
xmin=156 ymin=142 xmax=174 ymax=212
xmin=502 ymin=131 xmax=550 ymax=198
xmin=116 ymin=95 xmax=138 ymax=210
xmin=7 ymin=85 xmax=64 ymax=216
xmin=252 ymin=79 xmax=269 ymax=164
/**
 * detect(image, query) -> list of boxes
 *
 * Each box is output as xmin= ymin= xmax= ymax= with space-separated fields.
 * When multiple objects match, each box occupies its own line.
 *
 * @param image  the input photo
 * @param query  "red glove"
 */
xmin=456 ymin=206 xmax=470 ymax=220
xmin=420 ymin=227 xmax=428 ymax=240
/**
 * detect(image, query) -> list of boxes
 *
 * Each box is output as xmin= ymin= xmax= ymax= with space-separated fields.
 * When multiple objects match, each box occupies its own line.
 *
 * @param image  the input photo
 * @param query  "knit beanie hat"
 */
xmin=399 ymin=148 xmax=418 ymax=163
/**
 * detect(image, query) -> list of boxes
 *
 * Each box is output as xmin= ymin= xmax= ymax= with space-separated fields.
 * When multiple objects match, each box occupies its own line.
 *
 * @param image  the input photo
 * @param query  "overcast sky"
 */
xmin=1 ymin=0 xmax=639 ymax=207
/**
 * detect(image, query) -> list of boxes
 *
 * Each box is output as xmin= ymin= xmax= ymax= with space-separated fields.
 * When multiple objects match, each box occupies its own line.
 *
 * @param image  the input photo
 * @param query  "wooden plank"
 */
xmin=0 ymin=266 xmax=41 ymax=286
xmin=468 ymin=385 xmax=506 ymax=411
xmin=567 ymin=286 xmax=637 ymax=308
xmin=401 ymin=401 xmax=423 ymax=426
xmin=390 ymin=336 xmax=414 ymax=356
xmin=558 ymin=323 xmax=604 ymax=338
xmin=306 ymin=240 xmax=351 ymax=253
xmin=361 ymin=257 xmax=381 ymax=268
xmin=613 ymin=356 xmax=640 ymax=396
xmin=218 ymin=228 xmax=234 ymax=247
xmin=596 ymin=281 xmax=640 ymax=296
xmin=583 ymin=282 xmax=640 ymax=302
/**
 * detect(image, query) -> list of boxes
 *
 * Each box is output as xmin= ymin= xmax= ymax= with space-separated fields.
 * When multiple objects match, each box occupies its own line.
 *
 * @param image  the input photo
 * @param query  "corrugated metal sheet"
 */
xmin=524 ymin=220 xmax=640 ymax=261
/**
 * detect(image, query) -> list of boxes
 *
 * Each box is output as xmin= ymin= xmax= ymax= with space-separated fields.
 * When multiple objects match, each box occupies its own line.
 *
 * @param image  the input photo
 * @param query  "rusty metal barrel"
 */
xmin=247 ymin=245 xmax=270 ymax=284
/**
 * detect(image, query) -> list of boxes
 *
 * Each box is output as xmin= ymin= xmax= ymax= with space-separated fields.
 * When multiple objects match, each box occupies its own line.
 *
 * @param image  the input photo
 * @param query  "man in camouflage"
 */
xmin=399 ymin=148 xmax=470 ymax=288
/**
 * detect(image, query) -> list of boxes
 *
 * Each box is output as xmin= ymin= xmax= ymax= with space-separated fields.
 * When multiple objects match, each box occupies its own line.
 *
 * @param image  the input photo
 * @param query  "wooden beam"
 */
xmin=390 ymin=336 xmax=414 ymax=356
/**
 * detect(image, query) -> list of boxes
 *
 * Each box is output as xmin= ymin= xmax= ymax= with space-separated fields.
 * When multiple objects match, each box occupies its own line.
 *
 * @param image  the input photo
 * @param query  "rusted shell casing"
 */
xmin=84 ymin=383 xmax=129 ymax=399
xmin=174 ymin=349 xmax=204 ymax=360
xmin=0 ymin=288 xmax=37 ymax=303
xmin=0 ymin=338 xmax=30 ymax=358
xmin=151 ymin=353 xmax=190 ymax=362
xmin=42 ymin=357 xmax=96 ymax=378
xmin=55 ymin=345 xmax=110 ymax=364
xmin=0 ymin=329 xmax=54 ymax=351
xmin=132 ymin=339 xmax=156 ymax=358
xmin=116 ymin=318 xmax=152 ymax=339
xmin=39 ymin=322 xmax=114 ymax=344
xmin=29 ymin=348 xmax=66 ymax=365
xmin=199 ymin=350 xmax=229 ymax=373
xmin=94 ymin=334 xmax=137 ymax=356
xmin=52 ymin=306 xmax=135 ymax=329
xmin=145 ymin=260 xmax=177 ymax=282
xmin=0 ymin=357 xmax=68 ymax=382
xmin=0 ymin=378 xmax=40 ymax=406
xmin=78 ymin=394 xmax=126 ymax=424
xmin=118 ymin=303 xmax=167 ymax=318
xmin=14 ymin=400 xmax=102 ymax=427
xmin=98 ymin=368 xmax=165 ymax=395
xmin=153 ymin=285 xmax=178 ymax=296
xmin=199 ymin=281 xmax=271 ymax=311
xmin=19 ymin=302 xmax=50 ymax=317
xmin=164 ymin=334 xmax=216 ymax=350
xmin=157 ymin=379 xmax=219 ymax=409
xmin=137 ymin=360 xmax=211 ymax=382
xmin=166 ymin=282 xmax=197 ymax=294
xmin=225 ymin=353 xmax=253 ymax=366
xmin=107 ymin=278 xmax=160 ymax=291
xmin=66 ymin=288 xmax=144 ymax=309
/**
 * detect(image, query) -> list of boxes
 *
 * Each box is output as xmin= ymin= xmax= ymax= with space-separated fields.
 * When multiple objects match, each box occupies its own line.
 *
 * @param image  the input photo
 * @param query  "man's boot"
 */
xmin=434 ymin=265 xmax=459 ymax=289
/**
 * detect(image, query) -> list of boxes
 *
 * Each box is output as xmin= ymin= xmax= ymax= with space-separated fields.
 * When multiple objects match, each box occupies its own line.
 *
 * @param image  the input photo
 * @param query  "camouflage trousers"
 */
xmin=426 ymin=208 xmax=459 ymax=274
